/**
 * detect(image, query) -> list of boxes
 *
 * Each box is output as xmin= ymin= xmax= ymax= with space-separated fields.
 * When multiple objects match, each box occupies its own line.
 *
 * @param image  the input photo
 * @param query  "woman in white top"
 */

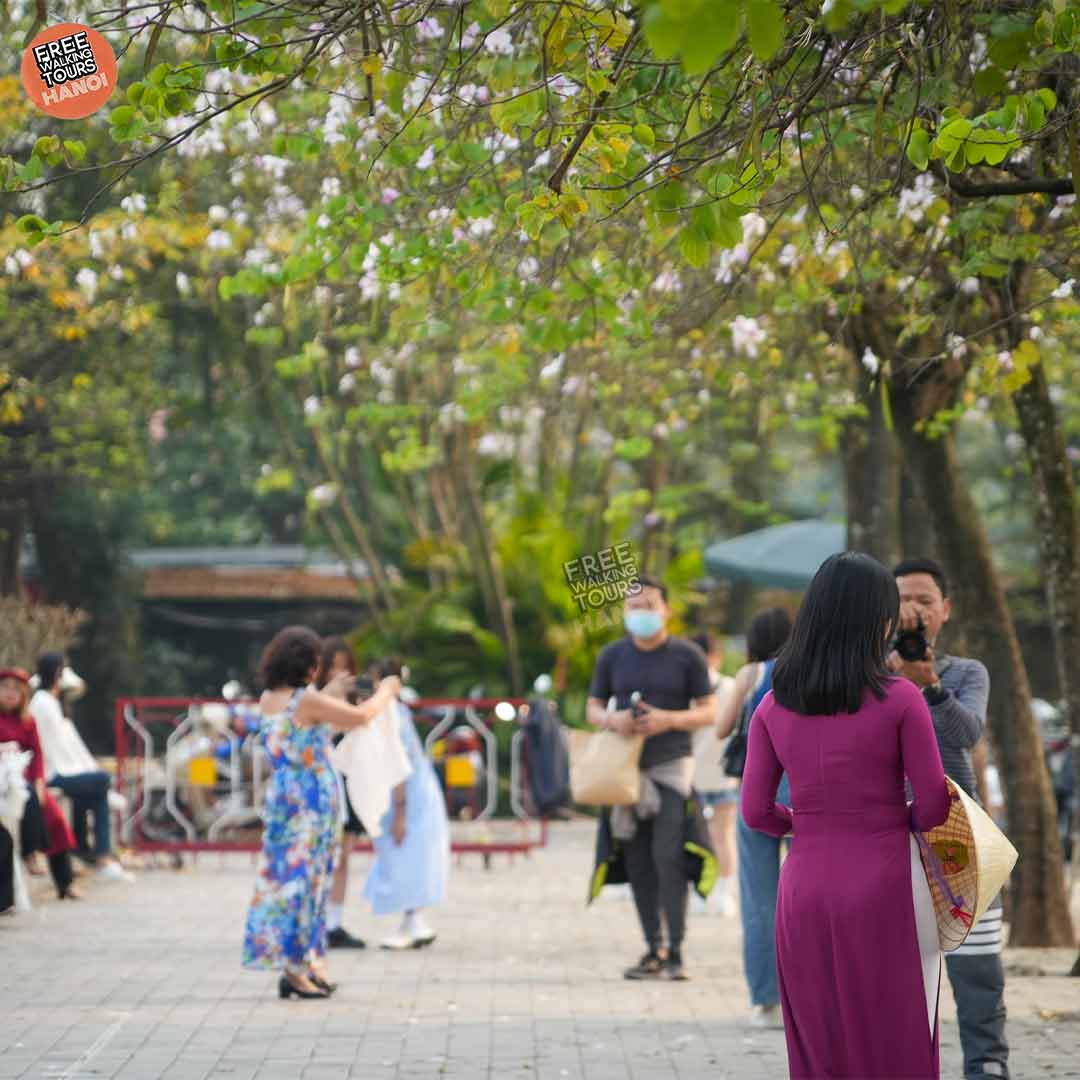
xmin=29 ymin=652 xmax=132 ymax=882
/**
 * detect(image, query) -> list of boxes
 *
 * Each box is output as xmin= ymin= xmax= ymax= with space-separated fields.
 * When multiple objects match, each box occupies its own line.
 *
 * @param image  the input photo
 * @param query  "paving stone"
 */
xmin=3 ymin=823 xmax=1078 ymax=1079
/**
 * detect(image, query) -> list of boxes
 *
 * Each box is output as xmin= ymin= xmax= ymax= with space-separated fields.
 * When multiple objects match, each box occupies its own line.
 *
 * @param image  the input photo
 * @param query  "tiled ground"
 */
xmin=2 ymin=822 xmax=1078 ymax=1079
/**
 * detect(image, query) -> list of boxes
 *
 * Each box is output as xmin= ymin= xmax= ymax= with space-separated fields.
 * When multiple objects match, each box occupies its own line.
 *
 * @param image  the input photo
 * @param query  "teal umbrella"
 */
xmin=704 ymin=520 xmax=847 ymax=590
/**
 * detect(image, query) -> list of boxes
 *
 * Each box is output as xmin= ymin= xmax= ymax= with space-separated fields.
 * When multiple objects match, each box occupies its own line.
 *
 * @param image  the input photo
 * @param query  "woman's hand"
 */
xmin=35 ymin=778 xmax=45 ymax=803
xmin=391 ymin=804 xmax=407 ymax=845
xmin=376 ymin=674 xmax=401 ymax=700
xmin=323 ymin=673 xmax=356 ymax=701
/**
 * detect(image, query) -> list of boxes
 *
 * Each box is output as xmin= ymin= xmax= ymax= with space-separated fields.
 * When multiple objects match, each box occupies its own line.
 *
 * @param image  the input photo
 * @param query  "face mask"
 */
xmin=624 ymin=610 xmax=664 ymax=639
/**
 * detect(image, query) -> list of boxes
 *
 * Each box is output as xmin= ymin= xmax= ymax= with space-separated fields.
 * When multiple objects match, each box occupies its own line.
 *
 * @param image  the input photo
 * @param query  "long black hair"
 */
xmin=772 ymin=552 xmax=899 ymax=715
xmin=746 ymin=608 xmax=792 ymax=663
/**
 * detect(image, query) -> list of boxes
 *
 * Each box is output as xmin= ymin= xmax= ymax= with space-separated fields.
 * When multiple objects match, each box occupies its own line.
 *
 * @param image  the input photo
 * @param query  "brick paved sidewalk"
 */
xmin=1 ymin=822 xmax=1077 ymax=1079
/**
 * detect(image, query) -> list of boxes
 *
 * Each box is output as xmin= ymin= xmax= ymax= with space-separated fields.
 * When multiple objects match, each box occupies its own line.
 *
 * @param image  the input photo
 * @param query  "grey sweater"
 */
xmin=931 ymin=655 xmax=990 ymax=802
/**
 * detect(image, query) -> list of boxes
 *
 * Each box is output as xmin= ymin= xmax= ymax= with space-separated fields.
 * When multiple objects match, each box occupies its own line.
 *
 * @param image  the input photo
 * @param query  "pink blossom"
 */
xmin=381 ymin=187 xmax=401 ymax=205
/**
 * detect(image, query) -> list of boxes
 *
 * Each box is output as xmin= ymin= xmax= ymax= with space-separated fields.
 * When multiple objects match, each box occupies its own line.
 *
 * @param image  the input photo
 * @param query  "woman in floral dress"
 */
xmin=242 ymin=626 xmax=399 ymax=999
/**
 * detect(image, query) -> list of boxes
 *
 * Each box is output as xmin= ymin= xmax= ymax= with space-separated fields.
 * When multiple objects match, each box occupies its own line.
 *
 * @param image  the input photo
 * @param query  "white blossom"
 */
xmin=309 ymin=483 xmax=339 ymax=508
xmin=997 ymin=350 xmax=1014 ymax=373
xmin=946 ymin=333 xmax=967 ymax=360
xmin=477 ymin=432 xmax=515 ymax=456
xmin=120 ymin=192 xmax=147 ymax=214
xmin=1049 ymin=194 xmax=1076 ymax=222
xmin=1051 ymin=278 xmax=1075 ymax=300
xmin=517 ymin=256 xmax=540 ymax=282
xmin=416 ymin=146 xmax=435 ymax=170
xmin=861 ymin=348 xmax=880 ymax=376
xmin=1029 ymin=325 xmax=1043 ymax=342
xmin=345 ymin=347 xmax=362 ymax=369
xmin=730 ymin=315 xmax=766 ymax=358
xmin=416 ymin=16 xmax=443 ymax=41
xmin=428 ymin=207 xmax=452 ymax=225
xmin=206 ymin=229 xmax=232 ymax=252
xmin=303 ymin=396 xmax=322 ymax=417
xmin=75 ymin=268 xmax=98 ymax=299
xmin=208 ymin=204 xmax=228 ymax=223
xmin=896 ymin=173 xmax=937 ymax=224
xmin=778 ymin=244 xmax=799 ymax=268
xmin=959 ymin=276 xmax=980 ymax=295
xmin=438 ymin=401 xmax=467 ymax=428
xmin=540 ymin=355 xmax=564 ymax=380
xmin=321 ymin=177 xmax=342 ymax=199
xmin=370 ymin=360 xmax=395 ymax=387
xmin=468 ymin=216 xmax=496 ymax=238
xmin=740 ymin=212 xmax=767 ymax=246
xmin=338 ymin=373 xmax=357 ymax=394
xmin=484 ymin=27 xmax=514 ymax=55
xmin=651 ymin=268 xmax=682 ymax=294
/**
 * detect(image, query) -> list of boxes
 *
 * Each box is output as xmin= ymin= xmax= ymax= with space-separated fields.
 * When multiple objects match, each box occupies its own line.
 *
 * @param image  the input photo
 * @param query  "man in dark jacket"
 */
xmin=586 ymin=575 xmax=716 ymax=982
xmin=892 ymin=558 xmax=1008 ymax=1080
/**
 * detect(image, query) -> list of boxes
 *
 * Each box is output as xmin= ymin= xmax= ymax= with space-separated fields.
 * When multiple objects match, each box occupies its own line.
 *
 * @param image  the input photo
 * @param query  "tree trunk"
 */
xmin=899 ymin=466 xmax=937 ymax=560
xmin=892 ymin=393 xmax=1074 ymax=946
xmin=1010 ymin=357 xmax=1080 ymax=964
xmin=0 ymin=504 xmax=25 ymax=597
xmin=844 ymin=372 xmax=901 ymax=564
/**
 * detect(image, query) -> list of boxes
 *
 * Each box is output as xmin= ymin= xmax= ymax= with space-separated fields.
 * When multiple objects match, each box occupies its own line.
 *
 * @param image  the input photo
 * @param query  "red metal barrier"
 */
xmin=113 ymin=696 xmax=549 ymax=860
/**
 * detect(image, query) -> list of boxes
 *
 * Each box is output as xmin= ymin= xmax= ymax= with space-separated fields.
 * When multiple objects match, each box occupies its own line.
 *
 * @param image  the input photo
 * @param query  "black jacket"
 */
xmin=587 ymin=792 xmax=718 ymax=903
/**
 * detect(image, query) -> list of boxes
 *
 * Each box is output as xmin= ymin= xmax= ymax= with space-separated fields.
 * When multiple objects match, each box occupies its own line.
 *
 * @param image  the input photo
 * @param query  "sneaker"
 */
xmin=623 ymin=950 xmax=666 ymax=980
xmin=663 ymin=954 xmax=689 ymax=981
xmin=96 ymin=861 xmax=135 ymax=883
xmin=380 ymin=933 xmax=423 ymax=951
xmin=327 ymin=927 xmax=367 ymax=949
xmin=749 ymin=1004 xmax=784 ymax=1029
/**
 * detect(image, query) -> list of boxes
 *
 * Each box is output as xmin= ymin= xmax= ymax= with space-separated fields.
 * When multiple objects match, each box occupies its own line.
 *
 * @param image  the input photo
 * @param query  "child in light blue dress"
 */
xmin=363 ymin=698 xmax=449 ymax=947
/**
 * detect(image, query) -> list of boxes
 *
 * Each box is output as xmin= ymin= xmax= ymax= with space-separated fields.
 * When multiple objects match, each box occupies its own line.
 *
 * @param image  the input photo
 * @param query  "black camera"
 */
xmin=346 ymin=676 xmax=375 ymax=705
xmin=892 ymin=618 xmax=930 ymax=663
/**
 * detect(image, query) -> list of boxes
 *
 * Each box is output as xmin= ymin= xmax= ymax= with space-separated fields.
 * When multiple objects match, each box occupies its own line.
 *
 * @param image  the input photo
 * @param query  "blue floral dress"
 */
xmin=242 ymin=688 xmax=341 ymax=970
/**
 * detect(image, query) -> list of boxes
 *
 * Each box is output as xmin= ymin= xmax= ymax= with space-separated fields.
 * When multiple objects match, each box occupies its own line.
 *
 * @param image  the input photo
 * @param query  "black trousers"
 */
xmin=946 ymin=950 xmax=1010 ymax=1078
xmin=623 ymin=783 xmax=688 ymax=955
xmin=19 ymin=788 xmax=74 ymax=896
xmin=0 ymin=825 xmax=13 ymax=912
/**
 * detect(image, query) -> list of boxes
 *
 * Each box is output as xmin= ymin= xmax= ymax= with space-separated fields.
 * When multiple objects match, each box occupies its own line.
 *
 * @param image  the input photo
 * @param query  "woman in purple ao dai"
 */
xmin=741 ymin=552 xmax=951 ymax=1079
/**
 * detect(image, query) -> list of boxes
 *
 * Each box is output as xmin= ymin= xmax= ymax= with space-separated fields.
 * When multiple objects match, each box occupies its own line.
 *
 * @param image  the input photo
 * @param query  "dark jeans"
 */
xmin=48 ymin=771 xmax=111 ymax=857
xmin=737 ymin=774 xmax=791 ymax=1007
xmin=19 ymin=788 xmax=74 ymax=896
xmin=623 ymin=782 xmax=688 ymax=956
xmin=946 ymin=950 xmax=1010 ymax=1078
xmin=0 ymin=824 xmax=13 ymax=912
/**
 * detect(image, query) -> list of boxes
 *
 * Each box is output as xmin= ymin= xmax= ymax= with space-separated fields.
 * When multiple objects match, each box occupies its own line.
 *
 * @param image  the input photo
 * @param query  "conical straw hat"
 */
xmin=916 ymin=776 xmax=1019 ymax=952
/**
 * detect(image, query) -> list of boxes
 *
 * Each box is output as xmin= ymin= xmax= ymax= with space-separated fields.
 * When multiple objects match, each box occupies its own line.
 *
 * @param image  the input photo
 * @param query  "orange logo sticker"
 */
xmin=21 ymin=22 xmax=117 ymax=119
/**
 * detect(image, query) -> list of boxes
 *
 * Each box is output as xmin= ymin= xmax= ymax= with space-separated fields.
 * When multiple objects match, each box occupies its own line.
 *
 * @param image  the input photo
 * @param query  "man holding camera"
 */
xmin=586 ymin=575 xmax=715 ymax=982
xmin=891 ymin=558 xmax=1009 ymax=1080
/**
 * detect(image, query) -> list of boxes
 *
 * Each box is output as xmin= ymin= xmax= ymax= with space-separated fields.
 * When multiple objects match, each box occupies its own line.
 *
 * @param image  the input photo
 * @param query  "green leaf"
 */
xmin=634 ymin=123 xmax=656 ymax=148
xmin=1036 ymin=87 xmax=1057 ymax=113
xmin=747 ymin=0 xmax=785 ymax=61
xmin=16 ymin=214 xmax=47 ymax=235
xmin=110 ymin=105 xmax=136 ymax=127
xmin=62 ymin=140 xmax=86 ymax=162
xmin=641 ymin=4 xmax=684 ymax=58
xmin=906 ymin=127 xmax=931 ymax=170
xmin=973 ymin=67 xmax=1007 ymax=97
xmin=678 ymin=224 xmax=709 ymax=267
